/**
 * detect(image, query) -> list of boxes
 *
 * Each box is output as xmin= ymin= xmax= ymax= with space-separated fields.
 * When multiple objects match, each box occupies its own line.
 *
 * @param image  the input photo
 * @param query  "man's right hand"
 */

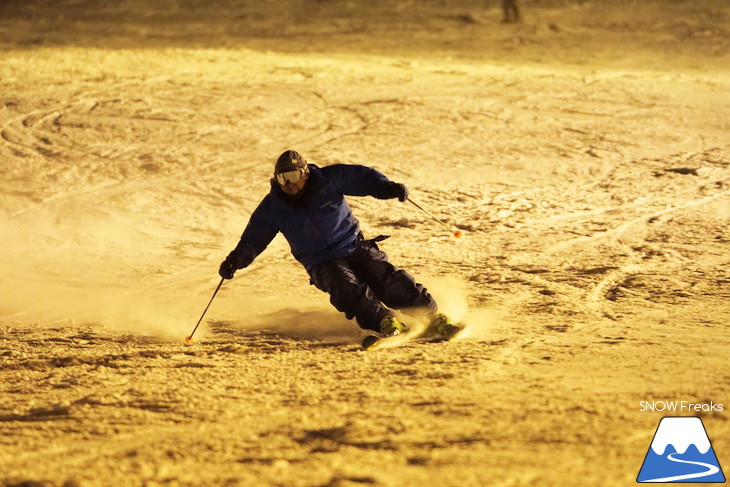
xmin=218 ymin=249 xmax=255 ymax=279
xmin=219 ymin=259 xmax=237 ymax=280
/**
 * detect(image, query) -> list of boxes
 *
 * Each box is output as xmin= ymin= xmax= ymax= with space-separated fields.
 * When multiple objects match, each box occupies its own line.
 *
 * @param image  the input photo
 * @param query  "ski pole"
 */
xmin=185 ymin=277 xmax=224 ymax=343
xmin=406 ymin=197 xmax=462 ymax=239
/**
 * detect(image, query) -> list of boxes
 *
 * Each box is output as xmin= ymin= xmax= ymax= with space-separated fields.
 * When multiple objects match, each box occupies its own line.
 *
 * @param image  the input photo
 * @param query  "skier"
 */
xmin=502 ymin=0 xmax=520 ymax=23
xmin=218 ymin=150 xmax=458 ymax=340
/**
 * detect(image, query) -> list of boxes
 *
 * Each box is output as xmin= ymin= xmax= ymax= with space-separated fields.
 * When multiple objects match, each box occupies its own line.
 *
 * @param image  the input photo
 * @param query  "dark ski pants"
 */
xmin=310 ymin=241 xmax=437 ymax=332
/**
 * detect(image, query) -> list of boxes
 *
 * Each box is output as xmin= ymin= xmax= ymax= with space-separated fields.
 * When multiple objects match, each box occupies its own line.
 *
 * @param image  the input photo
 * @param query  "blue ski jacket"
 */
xmin=229 ymin=164 xmax=398 ymax=274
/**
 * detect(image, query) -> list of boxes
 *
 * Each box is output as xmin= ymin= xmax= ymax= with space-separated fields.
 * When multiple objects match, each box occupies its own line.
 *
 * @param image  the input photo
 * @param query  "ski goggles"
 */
xmin=275 ymin=168 xmax=307 ymax=186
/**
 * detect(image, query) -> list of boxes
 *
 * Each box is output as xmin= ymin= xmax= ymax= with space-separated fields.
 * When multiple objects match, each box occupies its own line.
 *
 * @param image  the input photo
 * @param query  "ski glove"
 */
xmin=218 ymin=259 xmax=237 ymax=280
xmin=388 ymin=182 xmax=409 ymax=202
xmin=218 ymin=250 xmax=255 ymax=280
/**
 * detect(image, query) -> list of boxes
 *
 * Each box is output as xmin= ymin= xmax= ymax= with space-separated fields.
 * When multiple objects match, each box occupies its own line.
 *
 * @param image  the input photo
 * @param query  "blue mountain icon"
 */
xmin=637 ymin=417 xmax=725 ymax=483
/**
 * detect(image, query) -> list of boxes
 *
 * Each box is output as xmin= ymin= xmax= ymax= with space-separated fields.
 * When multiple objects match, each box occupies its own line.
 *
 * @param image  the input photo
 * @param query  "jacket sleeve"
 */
xmin=323 ymin=164 xmax=398 ymax=199
xmin=228 ymin=197 xmax=279 ymax=269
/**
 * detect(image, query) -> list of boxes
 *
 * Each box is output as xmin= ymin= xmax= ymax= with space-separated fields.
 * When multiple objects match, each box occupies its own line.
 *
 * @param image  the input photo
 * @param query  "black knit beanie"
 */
xmin=274 ymin=150 xmax=307 ymax=174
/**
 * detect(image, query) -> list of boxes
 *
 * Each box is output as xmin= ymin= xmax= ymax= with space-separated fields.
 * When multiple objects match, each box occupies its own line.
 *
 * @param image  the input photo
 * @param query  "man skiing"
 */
xmin=501 ymin=0 xmax=521 ymax=23
xmin=218 ymin=150 xmax=458 ymax=343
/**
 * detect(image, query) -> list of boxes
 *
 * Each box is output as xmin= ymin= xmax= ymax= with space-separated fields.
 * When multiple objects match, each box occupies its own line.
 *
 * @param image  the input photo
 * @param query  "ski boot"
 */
xmin=427 ymin=313 xmax=464 ymax=341
xmin=380 ymin=316 xmax=407 ymax=337
xmin=362 ymin=316 xmax=407 ymax=350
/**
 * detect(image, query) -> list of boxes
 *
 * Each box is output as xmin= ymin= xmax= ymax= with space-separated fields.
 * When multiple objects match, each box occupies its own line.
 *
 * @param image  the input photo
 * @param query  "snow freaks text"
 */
xmin=639 ymin=401 xmax=724 ymax=413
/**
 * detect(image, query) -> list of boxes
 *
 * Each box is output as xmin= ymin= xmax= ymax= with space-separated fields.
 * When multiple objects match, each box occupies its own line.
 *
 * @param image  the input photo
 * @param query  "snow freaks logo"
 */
xmin=640 ymin=401 xmax=724 ymax=413
xmin=637 ymin=417 xmax=726 ymax=483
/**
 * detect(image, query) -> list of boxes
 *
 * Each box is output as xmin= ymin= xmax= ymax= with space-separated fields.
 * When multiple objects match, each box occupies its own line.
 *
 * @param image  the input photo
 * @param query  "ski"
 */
xmin=361 ymin=330 xmax=411 ymax=351
xmin=361 ymin=323 xmax=466 ymax=350
xmin=361 ymin=334 xmax=381 ymax=350
xmin=439 ymin=324 xmax=466 ymax=341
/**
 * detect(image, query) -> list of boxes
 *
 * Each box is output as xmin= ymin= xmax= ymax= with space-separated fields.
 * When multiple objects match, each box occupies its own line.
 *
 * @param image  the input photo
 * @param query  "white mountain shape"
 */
xmin=651 ymin=417 xmax=712 ymax=455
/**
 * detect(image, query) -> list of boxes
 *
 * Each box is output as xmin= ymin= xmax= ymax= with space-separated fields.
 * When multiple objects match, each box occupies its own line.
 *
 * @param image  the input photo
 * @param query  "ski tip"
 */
xmin=443 ymin=324 xmax=465 ymax=341
xmin=361 ymin=335 xmax=379 ymax=350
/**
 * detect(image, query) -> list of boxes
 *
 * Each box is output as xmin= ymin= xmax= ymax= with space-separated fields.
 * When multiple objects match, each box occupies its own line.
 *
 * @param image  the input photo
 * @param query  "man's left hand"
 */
xmin=389 ymin=182 xmax=409 ymax=202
